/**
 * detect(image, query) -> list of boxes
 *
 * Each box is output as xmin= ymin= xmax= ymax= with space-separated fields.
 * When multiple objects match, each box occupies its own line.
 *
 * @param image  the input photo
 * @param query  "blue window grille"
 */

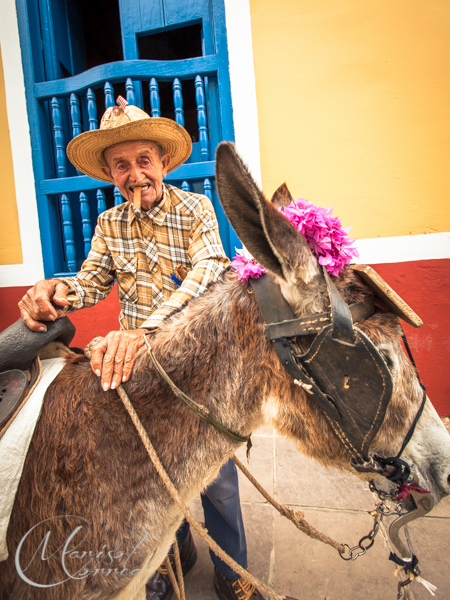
xmin=15 ymin=0 xmax=239 ymax=277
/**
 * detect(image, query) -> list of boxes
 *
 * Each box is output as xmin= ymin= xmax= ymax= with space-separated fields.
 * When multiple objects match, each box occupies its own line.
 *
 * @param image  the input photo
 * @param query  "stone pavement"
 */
xmin=184 ymin=426 xmax=450 ymax=600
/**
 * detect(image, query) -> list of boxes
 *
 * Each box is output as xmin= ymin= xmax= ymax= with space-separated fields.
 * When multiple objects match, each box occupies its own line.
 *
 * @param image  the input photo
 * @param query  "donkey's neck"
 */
xmin=120 ymin=272 xmax=283 ymax=506
xmin=129 ymin=271 xmax=276 ymax=450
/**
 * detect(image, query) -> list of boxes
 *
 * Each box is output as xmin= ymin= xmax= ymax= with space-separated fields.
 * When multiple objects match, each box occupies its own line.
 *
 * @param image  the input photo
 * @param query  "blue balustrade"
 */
xmin=96 ymin=189 xmax=107 ymax=215
xmin=173 ymin=78 xmax=184 ymax=126
xmin=195 ymin=75 xmax=209 ymax=161
xmin=104 ymin=82 xmax=115 ymax=109
xmin=69 ymin=93 xmax=82 ymax=138
xmin=86 ymin=88 xmax=98 ymax=130
xmin=149 ymin=78 xmax=161 ymax=117
xmin=203 ymin=178 xmax=213 ymax=201
xmin=114 ymin=187 xmax=123 ymax=206
xmin=125 ymin=78 xmax=136 ymax=105
xmin=50 ymin=97 xmax=67 ymax=178
xmin=59 ymin=194 xmax=76 ymax=272
xmin=181 ymin=180 xmax=190 ymax=192
xmin=79 ymin=192 xmax=92 ymax=257
xmin=69 ymin=94 xmax=83 ymax=175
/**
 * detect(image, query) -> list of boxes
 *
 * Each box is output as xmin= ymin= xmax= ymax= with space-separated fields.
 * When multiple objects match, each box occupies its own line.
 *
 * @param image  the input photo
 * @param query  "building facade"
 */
xmin=1 ymin=0 xmax=449 ymax=414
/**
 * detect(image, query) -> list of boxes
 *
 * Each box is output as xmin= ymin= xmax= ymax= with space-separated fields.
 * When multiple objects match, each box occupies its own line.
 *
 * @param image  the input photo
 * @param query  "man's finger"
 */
xmin=53 ymin=282 xmax=69 ymax=306
xmin=100 ymin=336 xmax=122 ymax=391
xmin=33 ymin=292 xmax=58 ymax=320
xmin=110 ymin=338 xmax=129 ymax=390
xmin=20 ymin=307 xmax=47 ymax=332
xmin=90 ymin=338 xmax=109 ymax=379
xmin=121 ymin=338 xmax=144 ymax=383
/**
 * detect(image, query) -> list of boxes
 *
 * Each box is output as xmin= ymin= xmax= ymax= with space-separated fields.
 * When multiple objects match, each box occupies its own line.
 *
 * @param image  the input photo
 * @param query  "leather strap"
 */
xmin=265 ymin=297 xmax=374 ymax=340
xmin=252 ymin=272 xmax=375 ymax=342
xmin=324 ymin=269 xmax=354 ymax=343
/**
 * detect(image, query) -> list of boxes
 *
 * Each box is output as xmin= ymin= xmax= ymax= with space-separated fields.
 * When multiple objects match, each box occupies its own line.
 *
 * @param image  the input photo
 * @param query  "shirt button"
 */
xmin=153 ymin=267 xmax=157 ymax=272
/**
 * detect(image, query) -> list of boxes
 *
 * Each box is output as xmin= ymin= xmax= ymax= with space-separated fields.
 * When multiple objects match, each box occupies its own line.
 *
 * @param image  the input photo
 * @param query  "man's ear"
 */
xmin=161 ymin=153 xmax=171 ymax=177
xmin=215 ymin=142 xmax=318 ymax=283
xmin=271 ymin=183 xmax=293 ymax=209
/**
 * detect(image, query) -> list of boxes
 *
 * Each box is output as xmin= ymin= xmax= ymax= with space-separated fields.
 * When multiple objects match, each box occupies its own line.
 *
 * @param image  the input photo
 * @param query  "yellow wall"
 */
xmin=249 ymin=1 xmax=450 ymax=239
xmin=0 ymin=47 xmax=22 ymax=264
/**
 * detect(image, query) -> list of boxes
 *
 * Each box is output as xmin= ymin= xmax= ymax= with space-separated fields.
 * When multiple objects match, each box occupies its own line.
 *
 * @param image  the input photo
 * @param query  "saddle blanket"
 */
xmin=0 ymin=357 xmax=66 ymax=561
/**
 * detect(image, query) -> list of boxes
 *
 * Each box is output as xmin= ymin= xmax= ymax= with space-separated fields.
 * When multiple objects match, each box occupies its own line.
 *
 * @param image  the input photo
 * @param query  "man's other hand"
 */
xmin=19 ymin=280 xmax=69 ymax=332
xmin=90 ymin=329 xmax=149 ymax=391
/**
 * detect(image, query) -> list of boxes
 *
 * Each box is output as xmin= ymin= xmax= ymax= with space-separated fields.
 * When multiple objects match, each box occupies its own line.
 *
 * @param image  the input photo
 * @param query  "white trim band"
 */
xmin=223 ymin=0 xmax=262 ymax=188
xmin=0 ymin=0 xmax=44 ymax=287
xmin=354 ymin=232 xmax=450 ymax=265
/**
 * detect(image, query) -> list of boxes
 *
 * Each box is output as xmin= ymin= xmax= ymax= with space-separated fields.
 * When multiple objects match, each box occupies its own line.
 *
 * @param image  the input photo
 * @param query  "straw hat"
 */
xmin=66 ymin=96 xmax=192 ymax=183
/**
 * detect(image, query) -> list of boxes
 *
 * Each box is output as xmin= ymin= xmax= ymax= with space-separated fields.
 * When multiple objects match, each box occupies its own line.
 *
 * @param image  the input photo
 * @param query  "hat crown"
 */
xmin=100 ymin=103 xmax=151 ymax=131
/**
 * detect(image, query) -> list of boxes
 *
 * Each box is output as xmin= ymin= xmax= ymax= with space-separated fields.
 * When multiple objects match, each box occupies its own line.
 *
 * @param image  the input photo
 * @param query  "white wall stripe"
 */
xmin=354 ymin=232 xmax=450 ymax=265
xmin=223 ymin=0 xmax=262 ymax=188
xmin=0 ymin=0 xmax=44 ymax=287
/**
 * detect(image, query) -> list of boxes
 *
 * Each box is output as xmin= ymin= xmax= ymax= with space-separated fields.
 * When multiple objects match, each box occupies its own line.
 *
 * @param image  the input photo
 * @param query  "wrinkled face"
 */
xmin=101 ymin=140 xmax=171 ymax=210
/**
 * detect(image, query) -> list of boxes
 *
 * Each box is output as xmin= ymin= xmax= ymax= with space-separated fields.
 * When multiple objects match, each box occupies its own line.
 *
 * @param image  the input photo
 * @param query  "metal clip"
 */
xmin=389 ymin=490 xmax=434 ymax=559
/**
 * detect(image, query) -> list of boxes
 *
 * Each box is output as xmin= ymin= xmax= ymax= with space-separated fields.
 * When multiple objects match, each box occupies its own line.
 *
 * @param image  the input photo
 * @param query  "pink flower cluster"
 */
xmin=230 ymin=249 xmax=266 ymax=282
xmin=281 ymin=198 xmax=359 ymax=277
xmin=230 ymin=198 xmax=359 ymax=280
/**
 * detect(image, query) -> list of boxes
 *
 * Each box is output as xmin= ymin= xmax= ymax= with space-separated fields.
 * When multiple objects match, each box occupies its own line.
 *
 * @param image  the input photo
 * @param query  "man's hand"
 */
xmin=90 ymin=329 xmax=150 ymax=391
xmin=19 ymin=280 xmax=69 ymax=332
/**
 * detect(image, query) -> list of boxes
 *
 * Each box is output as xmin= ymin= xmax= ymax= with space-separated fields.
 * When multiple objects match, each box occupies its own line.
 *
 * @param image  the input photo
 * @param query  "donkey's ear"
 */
xmin=271 ymin=183 xmax=293 ymax=209
xmin=215 ymin=142 xmax=318 ymax=283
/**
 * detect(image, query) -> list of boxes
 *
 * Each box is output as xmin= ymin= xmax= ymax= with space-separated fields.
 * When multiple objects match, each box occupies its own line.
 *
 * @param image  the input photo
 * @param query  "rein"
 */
xmin=143 ymin=335 xmax=252 ymax=455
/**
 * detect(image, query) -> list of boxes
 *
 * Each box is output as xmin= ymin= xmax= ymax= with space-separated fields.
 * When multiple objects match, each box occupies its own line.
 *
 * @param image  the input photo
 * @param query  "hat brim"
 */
xmin=66 ymin=117 xmax=192 ymax=183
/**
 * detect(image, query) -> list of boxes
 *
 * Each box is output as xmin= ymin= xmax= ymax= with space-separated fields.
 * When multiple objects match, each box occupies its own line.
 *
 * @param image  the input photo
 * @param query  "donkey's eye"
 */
xmin=380 ymin=349 xmax=394 ymax=370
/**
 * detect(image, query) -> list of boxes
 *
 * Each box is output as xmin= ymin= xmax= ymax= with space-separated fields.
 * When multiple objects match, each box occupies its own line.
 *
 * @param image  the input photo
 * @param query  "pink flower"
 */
xmin=279 ymin=198 xmax=359 ymax=276
xmin=230 ymin=250 xmax=266 ymax=281
xmin=230 ymin=198 xmax=358 ymax=280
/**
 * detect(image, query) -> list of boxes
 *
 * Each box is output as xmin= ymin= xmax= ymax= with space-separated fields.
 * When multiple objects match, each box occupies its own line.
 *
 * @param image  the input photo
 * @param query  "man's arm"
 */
xmin=19 ymin=223 xmax=115 ymax=330
xmin=140 ymin=198 xmax=230 ymax=330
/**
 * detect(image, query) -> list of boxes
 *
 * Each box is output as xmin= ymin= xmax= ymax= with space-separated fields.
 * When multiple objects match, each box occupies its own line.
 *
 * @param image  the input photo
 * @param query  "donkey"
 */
xmin=1 ymin=143 xmax=449 ymax=600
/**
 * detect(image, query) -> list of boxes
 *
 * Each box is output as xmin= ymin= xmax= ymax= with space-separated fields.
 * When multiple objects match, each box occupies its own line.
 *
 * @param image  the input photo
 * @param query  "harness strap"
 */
xmin=265 ymin=297 xmax=374 ymax=340
xmin=143 ymin=335 xmax=252 ymax=454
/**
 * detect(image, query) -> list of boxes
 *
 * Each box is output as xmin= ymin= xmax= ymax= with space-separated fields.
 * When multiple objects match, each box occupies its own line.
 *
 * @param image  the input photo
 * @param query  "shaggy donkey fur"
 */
xmin=1 ymin=143 xmax=449 ymax=600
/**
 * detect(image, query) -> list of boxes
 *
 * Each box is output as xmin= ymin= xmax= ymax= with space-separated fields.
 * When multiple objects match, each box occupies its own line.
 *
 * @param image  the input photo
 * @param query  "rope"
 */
xmin=232 ymin=455 xmax=345 ymax=554
xmin=173 ymin=538 xmax=185 ymax=600
xmin=164 ymin=544 xmax=184 ymax=600
xmin=116 ymin=385 xmax=286 ymax=600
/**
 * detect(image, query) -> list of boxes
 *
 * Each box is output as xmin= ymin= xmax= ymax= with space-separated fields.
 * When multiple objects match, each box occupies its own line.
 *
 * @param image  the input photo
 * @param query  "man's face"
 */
xmin=101 ymin=141 xmax=171 ymax=210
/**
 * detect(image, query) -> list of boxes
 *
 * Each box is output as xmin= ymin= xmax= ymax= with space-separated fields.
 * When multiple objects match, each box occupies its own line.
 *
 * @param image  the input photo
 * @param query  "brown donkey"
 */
xmin=1 ymin=143 xmax=449 ymax=600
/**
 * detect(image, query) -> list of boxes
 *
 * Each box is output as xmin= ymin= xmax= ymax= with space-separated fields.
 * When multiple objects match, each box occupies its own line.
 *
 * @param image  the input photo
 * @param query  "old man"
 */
xmin=19 ymin=97 xmax=263 ymax=600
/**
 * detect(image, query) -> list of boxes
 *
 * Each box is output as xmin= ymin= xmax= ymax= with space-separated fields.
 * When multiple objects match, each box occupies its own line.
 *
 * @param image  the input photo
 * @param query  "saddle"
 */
xmin=0 ymin=317 xmax=76 ymax=433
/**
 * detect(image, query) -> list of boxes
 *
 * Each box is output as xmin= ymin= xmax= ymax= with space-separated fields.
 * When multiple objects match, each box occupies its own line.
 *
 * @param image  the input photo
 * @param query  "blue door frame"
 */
xmin=15 ymin=0 xmax=239 ymax=277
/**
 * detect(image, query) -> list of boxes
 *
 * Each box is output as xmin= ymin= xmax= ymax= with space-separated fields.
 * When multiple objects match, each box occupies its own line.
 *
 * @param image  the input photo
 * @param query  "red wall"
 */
xmin=1 ymin=259 xmax=449 ymax=415
xmin=0 ymin=284 xmax=120 ymax=348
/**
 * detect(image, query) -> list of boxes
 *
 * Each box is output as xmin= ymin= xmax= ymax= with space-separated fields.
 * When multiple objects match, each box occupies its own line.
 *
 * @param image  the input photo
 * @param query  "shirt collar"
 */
xmin=127 ymin=184 xmax=171 ymax=225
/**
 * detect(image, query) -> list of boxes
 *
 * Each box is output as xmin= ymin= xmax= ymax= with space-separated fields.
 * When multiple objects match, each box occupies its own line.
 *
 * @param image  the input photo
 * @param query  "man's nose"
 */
xmin=130 ymin=162 xmax=146 ymax=183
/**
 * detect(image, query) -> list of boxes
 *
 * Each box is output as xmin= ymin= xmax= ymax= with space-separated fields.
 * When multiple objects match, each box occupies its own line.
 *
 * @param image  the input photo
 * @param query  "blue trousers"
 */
xmin=175 ymin=459 xmax=247 ymax=581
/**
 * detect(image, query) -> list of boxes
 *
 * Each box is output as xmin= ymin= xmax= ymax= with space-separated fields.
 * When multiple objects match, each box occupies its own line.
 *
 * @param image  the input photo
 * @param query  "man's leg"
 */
xmin=201 ymin=458 xmax=247 ymax=579
xmin=145 ymin=520 xmax=196 ymax=600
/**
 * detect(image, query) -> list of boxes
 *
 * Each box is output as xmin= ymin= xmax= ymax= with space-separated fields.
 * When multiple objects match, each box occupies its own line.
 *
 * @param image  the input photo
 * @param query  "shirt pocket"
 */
xmin=112 ymin=256 xmax=138 ymax=304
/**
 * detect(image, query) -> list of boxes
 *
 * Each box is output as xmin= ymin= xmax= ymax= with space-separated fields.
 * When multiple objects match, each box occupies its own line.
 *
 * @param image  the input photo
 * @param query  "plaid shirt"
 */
xmin=59 ymin=184 xmax=230 ymax=330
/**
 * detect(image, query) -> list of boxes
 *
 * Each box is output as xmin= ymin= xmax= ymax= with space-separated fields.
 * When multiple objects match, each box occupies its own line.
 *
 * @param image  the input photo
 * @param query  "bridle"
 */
xmin=249 ymin=267 xmax=427 ymax=486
